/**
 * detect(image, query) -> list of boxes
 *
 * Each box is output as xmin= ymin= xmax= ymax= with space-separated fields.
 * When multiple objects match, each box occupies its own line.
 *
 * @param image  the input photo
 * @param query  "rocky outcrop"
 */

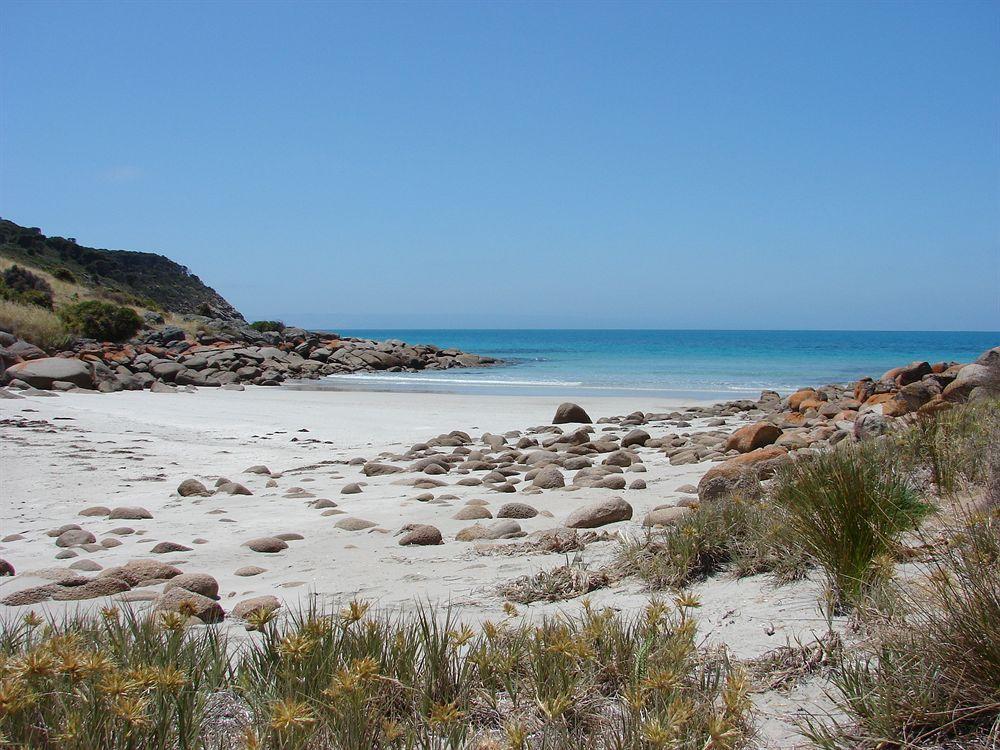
xmin=0 ymin=326 xmax=500 ymax=392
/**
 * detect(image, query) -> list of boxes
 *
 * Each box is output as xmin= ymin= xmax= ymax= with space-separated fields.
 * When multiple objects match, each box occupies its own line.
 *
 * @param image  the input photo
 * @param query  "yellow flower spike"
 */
xmin=21 ymin=611 xmax=42 ymax=629
xmin=244 ymin=607 xmax=277 ymax=632
xmin=503 ymin=720 xmax=528 ymax=750
xmin=706 ymin=715 xmax=741 ymax=749
xmin=380 ymin=718 xmax=405 ymax=742
xmin=482 ymin=620 xmax=500 ymax=640
xmin=98 ymin=673 xmax=134 ymax=700
xmin=159 ymin=611 xmax=187 ymax=632
xmin=723 ymin=667 xmax=751 ymax=717
xmin=536 ymin=693 xmax=572 ymax=720
xmin=427 ymin=699 xmax=465 ymax=726
xmin=270 ymin=698 xmax=315 ymax=732
xmin=277 ymin=632 xmax=316 ymax=661
xmin=0 ymin=675 xmax=36 ymax=716
xmin=641 ymin=668 xmax=679 ymax=693
xmin=153 ymin=665 xmax=187 ymax=693
xmin=16 ymin=649 xmax=56 ymax=679
xmin=448 ymin=625 xmax=476 ymax=649
xmin=502 ymin=602 xmax=519 ymax=618
xmin=339 ymin=599 xmax=370 ymax=626
xmin=99 ymin=606 xmax=120 ymax=623
xmin=622 ymin=683 xmax=646 ymax=712
xmin=112 ymin=695 xmax=151 ymax=727
xmin=640 ymin=717 xmax=672 ymax=748
xmin=673 ymin=592 xmax=702 ymax=610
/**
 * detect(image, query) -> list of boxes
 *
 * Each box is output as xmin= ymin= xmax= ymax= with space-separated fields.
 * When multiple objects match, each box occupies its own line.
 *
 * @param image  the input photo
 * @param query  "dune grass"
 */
xmin=803 ymin=509 xmax=1000 ymax=748
xmin=0 ymin=599 xmax=754 ymax=750
xmin=893 ymin=399 xmax=1000 ymax=497
xmin=0 ymin=298 xmax=72 ymax=351
xmin=769 ymin=441 xmax=932 ymax=614
xmin=615 ymin=494 xmax=810 ymax=592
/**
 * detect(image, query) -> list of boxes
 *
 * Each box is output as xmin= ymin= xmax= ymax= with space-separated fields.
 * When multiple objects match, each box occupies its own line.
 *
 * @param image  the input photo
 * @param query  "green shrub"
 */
xmin=250 ymin=320 xmax=285 ymax=333
xmin=59 ymin=300 xmax=143 ymax=342
xmin=616 ymin=494 xmax=810 ymax=590
xmin=53 ymin=267 xmax=76 ymax=283
xmin=770 ymin=443 xmax=932 ymax=613
xmin=0 ymin=264 xmax=54 ymax=309
xmin=804 ymin=510 xmax=1000 ymax=748
xmin=894 ymin=401 xmax=1000 ymax=497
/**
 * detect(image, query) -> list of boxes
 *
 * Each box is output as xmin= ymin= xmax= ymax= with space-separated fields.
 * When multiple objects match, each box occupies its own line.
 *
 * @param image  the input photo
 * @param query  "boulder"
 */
xmin=943 ymin=364 xmax=997 ymax=402
xmin=232 ymin=595 xmax=281 ymax=620
xmin=56 ymin=529 xmax=96 ymax=547
xmin=643 ymin=506 xmax=693 ymax=527
xmin=456 ymin=519 xmax=523 ymax=541
xmin=164 ymin=573 xmax=220 ymax=599
xmin=51 ymin=577 xmax=130 ymax=601
xmin=398 ymin=524 xmax=443 ymax=546
xmin=453 ymin=506 xmax=493 ymax=520
xmin=234 ymin=566 xmax=266 ymax=577
xmin=177 ymin=478 xmax=211 ymax=497
xmin=553 ymin=403 xmax=592 ymax=424
xmin=531 ymin=466 xmax=565 ymax=489
xmin=100 ymin=559 xmax=182 ymax=585
xmin=496 ymin=502 xmax=538 ymax=519
xmin=245 ymin=537 xmax=289 ymax=553
xmin=150 ymin=541 xmax=192 ymax=554
xmin=565 ymin=496 xmax=633 ymax=528
xmin=362 ymin=462 xmax=404 ymax=476
xmin=697 ymin=446 xmax=789 ymax=503
xmin=154 ymin=588 xmax=225 ymax=624
xmin=4 ymin=357 xmax=94 ymax=389
xmin=621 ymin=429 xmax=651 ymax=448
xmin=335 ymin=517 xmax=377 ymax=532
xmin=787 ymin=389 xmax=818 ymax=411
xmin=724 ymin=422 xmax=783 ymax=453
xmin=109 ymin=506 xmax=153 ymax=520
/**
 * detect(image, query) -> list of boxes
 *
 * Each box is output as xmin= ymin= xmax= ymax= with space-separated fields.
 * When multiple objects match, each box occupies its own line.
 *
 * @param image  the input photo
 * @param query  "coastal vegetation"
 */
xmin=0 ymin=219 xmax=243 ymax=321
xmin=58 ymin=300 xmax=144 ymax=343
xmin=0 ymin=598 xmax=753 ymax=749
xmin=249 ymin=320 xmax=286 ymax=333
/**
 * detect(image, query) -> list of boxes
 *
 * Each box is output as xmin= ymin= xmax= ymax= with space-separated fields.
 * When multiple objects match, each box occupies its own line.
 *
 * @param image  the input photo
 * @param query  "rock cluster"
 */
xmin=0 ymin=326 xmax=499 ymax=392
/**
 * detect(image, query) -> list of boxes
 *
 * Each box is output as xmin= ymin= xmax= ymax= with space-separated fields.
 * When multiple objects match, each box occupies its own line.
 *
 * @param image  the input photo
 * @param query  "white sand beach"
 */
xmin=0 ymin=386 xmax=849 ymax=745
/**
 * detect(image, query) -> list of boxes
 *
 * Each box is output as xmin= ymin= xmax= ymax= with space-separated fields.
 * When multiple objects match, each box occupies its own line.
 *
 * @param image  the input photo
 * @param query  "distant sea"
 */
xmin=314 ymin=330 xmax=998 ymax=401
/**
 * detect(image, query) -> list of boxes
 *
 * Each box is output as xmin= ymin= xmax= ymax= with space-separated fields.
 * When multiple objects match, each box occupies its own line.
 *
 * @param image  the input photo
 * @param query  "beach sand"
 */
xmin=0 ymin=385 xmax=844 ymax=745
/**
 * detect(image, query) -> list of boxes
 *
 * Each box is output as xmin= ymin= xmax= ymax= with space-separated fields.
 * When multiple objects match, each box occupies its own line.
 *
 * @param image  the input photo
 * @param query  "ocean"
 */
xmin=316 ymin=330 xmax=998 ymax=400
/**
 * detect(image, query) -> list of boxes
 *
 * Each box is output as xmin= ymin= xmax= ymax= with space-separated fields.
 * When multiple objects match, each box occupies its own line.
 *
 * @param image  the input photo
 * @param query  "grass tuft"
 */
xmin=803 ymin=509 xmax=1000 ymax=748
xmin=0 ymin=298 xmax=72 ymax=351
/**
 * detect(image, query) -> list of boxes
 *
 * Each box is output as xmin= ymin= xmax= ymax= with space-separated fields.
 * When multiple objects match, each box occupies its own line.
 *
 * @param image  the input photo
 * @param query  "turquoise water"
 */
xmin=319 ymin=330 xmax=998 ymax=400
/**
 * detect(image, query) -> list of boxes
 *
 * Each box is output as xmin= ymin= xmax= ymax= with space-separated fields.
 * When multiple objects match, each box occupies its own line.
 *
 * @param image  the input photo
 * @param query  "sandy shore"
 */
xmin=0 ymin=385 xmax=841 ymax=745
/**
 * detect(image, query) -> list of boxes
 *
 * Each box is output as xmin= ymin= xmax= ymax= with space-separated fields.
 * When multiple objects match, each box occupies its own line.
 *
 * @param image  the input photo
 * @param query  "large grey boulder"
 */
xmin=565 ymin=496 xmax=633 ymax=528
xmin=4 ymin=357 xmax=94 ymax=389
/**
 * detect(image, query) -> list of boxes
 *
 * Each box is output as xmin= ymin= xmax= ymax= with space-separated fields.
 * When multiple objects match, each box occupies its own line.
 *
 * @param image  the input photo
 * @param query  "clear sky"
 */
xmin=1 ymin=1 xmax=997 ymax=330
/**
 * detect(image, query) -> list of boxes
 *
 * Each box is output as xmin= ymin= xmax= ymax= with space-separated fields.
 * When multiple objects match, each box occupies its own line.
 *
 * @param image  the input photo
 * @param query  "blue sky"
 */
xmin=1 ymin=0 xmax=997 ymax=330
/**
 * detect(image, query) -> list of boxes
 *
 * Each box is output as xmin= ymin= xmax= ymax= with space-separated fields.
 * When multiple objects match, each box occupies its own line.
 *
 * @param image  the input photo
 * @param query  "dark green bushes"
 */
xmin=250 ymin=320 xmax=285 ymax=333
xmin=59 ymin=300 xmax=143 ymax=342
xmin=0 ymin=264 xmax=54 ymax=309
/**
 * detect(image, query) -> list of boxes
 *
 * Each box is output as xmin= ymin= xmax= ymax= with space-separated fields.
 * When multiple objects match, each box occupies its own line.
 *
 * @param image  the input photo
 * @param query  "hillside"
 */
xmin=0 ymin=218 xmax=243 ymax=321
